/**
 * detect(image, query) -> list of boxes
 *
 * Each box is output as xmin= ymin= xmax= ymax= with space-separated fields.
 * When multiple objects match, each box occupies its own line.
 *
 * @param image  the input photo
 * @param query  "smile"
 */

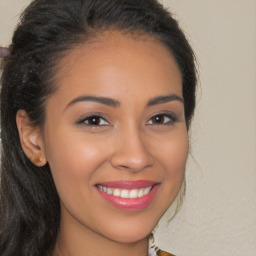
xmin=97 ymin=185 xmax=153 ymax=199
xmin=95 ymin=180 xmax=160 ymax=211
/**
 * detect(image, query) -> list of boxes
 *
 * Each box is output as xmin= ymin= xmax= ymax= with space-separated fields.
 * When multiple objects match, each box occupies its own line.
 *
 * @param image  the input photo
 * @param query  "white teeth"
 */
xmin=138 ymin=188 xmax=144 ymax=197
xmin=120 ymin=189 xmax=129 ymax=198
xmin=113 ymin=188 xmax=120 ymax=197
xmin=106 ymin=188 xmax=112 ymax=195
xmin=138 ymin=188 xmax=144 ymax=198
xmin=129 ymin=189 xmax=138 ymax=198
xmin=98 ymin=185 xmax=153 ymax=199
xmin=143 ymin=186 xmax=151 ymax=195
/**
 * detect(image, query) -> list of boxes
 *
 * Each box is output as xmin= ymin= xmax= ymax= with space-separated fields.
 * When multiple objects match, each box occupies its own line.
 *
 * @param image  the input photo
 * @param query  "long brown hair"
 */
xmin=0 ymin=1 xmax=197 ymax=255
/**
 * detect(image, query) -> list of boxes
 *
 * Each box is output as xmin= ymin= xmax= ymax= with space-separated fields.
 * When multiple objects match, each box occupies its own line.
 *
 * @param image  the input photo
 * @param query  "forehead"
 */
xmin=50 ymin=31 xmax=182 ymax=104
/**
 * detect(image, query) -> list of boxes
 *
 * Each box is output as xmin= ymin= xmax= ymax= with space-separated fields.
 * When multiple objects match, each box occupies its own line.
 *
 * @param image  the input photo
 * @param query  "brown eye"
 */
xmin=86 ymin=116 xmax=101 ymax=125
xmin=78 ymin=115 xmax=109 ymax=126
xmin=152 ymin=115 xmax=165 ymax=124
xmin=147 ymin=113 xmax=176 ymax=125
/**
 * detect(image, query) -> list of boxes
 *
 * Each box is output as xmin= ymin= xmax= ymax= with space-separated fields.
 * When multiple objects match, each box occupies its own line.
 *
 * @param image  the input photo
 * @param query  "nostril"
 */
xmin=119 ymin=165 xmax=130 ymax=169
xmin=118 ymin=165 xmax=141 ymax=172
xmin=115 ymin=161 xmax=153 ymax=173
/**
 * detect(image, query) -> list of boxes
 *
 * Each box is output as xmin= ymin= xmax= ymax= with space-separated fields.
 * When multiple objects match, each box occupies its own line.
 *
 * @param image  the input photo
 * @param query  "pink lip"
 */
xmin=96 ymin=180 xmax=160 ymax=211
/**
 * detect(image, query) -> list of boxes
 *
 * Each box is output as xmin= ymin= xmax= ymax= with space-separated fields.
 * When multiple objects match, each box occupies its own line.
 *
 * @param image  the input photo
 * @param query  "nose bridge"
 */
xmin=110 ymin=123 xmax=153 ymax=171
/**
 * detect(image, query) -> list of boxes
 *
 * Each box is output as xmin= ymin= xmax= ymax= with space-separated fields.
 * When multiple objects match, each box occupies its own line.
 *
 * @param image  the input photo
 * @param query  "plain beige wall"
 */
xmin=1 ymin=1 xmax=256 ymax=256
xmin=156 ymin=1 xmax=256 ymax=255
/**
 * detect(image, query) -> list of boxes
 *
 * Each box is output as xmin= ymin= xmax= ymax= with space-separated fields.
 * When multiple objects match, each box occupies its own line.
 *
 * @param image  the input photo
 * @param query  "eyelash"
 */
xmin=146 ymin=113 xmax=177 ymax=126
xmin=76 ymin=112 xmax=177 ymax=127
xmin=76 ymin=114 xmax=109 ymax=127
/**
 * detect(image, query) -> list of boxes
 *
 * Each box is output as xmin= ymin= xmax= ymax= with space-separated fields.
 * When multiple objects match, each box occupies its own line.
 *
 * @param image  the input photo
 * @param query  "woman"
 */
xmin=0 ymin=0 xmax=197 ymax=255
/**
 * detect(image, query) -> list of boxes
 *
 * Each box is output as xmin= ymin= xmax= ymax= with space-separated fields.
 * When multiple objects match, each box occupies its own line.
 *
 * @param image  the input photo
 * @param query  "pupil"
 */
xmin=155 ymin=115 xmax=163 ymax=123
xmin=89 ymin=117 xmax=99 ymax=125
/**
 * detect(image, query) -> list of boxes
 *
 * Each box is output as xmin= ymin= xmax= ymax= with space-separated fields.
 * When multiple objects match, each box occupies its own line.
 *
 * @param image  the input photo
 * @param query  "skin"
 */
xmin=17 ymin=31 xmax=188 ymax=256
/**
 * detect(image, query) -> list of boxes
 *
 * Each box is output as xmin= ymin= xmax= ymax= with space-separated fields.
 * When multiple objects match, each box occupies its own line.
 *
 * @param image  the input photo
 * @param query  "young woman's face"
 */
xmin=42 ymin=32 xmax=188 ymax=243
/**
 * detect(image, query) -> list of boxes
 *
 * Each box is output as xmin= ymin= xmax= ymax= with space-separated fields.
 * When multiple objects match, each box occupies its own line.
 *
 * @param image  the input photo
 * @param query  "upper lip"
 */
xmin=96 ymin=180 xmax=159 ymax=189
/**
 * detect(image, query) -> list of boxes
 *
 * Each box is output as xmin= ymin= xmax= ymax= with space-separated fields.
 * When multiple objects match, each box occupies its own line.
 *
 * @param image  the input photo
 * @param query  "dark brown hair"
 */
xmin=0 ymin=0 xmax=197 ymax=255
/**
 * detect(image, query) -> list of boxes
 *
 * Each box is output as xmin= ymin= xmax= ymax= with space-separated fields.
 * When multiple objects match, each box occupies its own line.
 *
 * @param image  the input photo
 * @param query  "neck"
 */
xmin=54 ymin=212 xmax=148 ymax=256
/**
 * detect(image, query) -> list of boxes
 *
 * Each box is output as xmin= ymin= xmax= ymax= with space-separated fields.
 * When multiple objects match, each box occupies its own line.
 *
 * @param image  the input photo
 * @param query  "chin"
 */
xmin=106 ymin=229 xmax=151 ymax=244
xmin=98 ymin=215 xmax=158 ymax=244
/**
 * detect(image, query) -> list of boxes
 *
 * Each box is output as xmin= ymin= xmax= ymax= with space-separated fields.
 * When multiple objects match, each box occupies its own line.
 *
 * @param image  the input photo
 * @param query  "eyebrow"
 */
xmin=147 ymin=94 xmax=184 ymax=106
xmin=65 ymin=96 xmax=120 ymax=109
xmin=65 ymin=94 xmax=183 ymax=110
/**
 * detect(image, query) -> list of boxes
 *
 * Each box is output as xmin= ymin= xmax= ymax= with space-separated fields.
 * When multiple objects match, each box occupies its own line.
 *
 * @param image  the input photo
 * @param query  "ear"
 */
xmin=16 ymin=110 xmax=47 ymax=167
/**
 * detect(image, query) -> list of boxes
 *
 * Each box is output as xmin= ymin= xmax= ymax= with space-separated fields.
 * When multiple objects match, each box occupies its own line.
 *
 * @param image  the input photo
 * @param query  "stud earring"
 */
xmin=29 ymin=155 xmax=43 ymax=166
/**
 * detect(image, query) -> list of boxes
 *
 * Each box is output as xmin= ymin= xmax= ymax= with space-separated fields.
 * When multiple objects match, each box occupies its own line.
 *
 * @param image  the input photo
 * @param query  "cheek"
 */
xmin=44 ymin=132 xmax=108 ymax=199
xmin=158 ymin=129 xmax=188 ymax=173
xmin=169 ymin=135 xmax=188 ymax=176
xmin=156 ymin=128 xmax=189 ymax=193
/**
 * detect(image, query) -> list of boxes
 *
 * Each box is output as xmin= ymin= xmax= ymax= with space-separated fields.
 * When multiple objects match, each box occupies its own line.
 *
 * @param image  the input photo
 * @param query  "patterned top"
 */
xmin=148 ymin=234 xmax=175 ymax=256
xmin=149 ymin=247 xmax=175 ymax=256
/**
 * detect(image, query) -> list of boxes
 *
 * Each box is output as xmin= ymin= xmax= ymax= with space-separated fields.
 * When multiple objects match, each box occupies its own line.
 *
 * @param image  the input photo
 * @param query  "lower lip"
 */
xmin=96 ymin=185 xmax=159 ymax=211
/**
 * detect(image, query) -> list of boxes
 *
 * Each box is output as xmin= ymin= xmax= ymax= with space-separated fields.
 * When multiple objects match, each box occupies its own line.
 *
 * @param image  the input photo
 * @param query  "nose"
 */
xmin=110 ymin=126 xmax=154 ymax=172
